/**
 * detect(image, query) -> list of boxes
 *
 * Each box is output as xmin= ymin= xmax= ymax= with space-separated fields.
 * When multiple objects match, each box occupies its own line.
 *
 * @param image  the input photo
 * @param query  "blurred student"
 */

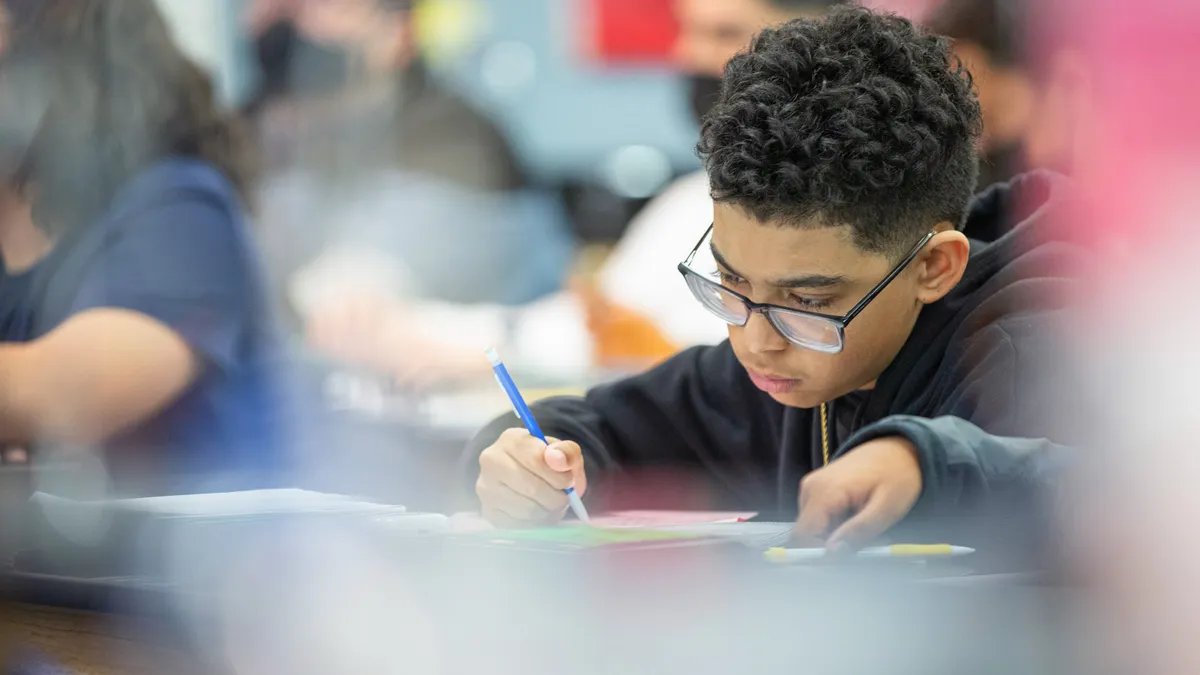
xmin=926 ymin=0 xmax=1085 ymax=245
xmin=246 ymin=0 xmax=524 ymax=193
xmin=250 ymin=0 xmax=573 ymax=320
xmin=0 ymin=0 xmax=289 ymax=495
xmin=466 ymin=7 xmax=1078 ymax=548
xmin=306 ymin=0 xmax=845 ymax=386
xmin=924 ymin=0 xmax=1036 ymax=190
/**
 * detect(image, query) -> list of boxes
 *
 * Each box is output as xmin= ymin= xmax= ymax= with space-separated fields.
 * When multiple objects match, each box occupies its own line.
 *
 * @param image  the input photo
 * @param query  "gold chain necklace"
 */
xmin=819 ymin=402 xmax=830 ymax=467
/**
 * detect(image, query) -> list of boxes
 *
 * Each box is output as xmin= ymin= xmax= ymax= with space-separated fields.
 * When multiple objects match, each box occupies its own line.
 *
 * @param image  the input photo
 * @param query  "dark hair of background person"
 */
xmin=0 ymin=0 xmax=256 ymax=238
xmin=697 ymin=5 xmax=983 ymax=256
xmin=924 ymin=0 xmax=1024 ymax=68
xmin=687 ymin=0 xmax=851 ymax=125
xmin=245 ymin=0 xmax=415 ymax=115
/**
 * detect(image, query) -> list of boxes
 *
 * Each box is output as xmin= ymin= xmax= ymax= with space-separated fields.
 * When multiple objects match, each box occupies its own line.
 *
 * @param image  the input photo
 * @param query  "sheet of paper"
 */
xmin=587 ymin=510 xmax=757 ymax=528
xmin=30 ymin=488 xmax=407 ymax=518
xmin=658 ymin=522 xmax=795 ymax=549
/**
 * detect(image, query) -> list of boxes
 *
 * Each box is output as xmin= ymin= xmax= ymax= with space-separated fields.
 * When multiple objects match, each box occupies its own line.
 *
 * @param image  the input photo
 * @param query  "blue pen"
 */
xmin=485 ymin=347 xmax=590 ymax=522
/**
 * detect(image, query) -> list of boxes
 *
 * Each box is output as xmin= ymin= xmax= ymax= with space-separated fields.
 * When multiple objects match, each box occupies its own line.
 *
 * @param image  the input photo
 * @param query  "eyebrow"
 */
xmin=710 ymin=243 xmax=849 ymax=290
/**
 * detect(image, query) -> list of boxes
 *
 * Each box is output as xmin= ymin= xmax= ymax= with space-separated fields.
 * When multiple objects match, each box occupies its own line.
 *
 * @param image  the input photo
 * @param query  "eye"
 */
xmin=789 ymin=295 xmax=834 ymax=311
xmin=713 ymin=270 xmax=746 ymax=288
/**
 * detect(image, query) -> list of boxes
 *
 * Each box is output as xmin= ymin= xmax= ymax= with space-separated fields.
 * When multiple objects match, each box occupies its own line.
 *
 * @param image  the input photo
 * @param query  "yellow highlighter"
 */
xmin=764 ymin=544 xmax=974 ymax=563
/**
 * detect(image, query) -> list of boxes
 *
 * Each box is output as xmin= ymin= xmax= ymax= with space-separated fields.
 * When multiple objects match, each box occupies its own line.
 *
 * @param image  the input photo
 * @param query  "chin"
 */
xmin=768 ymin=389 xmax=824 ymax=409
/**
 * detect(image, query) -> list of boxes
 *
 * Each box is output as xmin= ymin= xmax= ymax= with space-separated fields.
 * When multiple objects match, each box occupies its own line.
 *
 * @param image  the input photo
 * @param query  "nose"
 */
xmin=740 ymin=310 xmax=788 ymax=356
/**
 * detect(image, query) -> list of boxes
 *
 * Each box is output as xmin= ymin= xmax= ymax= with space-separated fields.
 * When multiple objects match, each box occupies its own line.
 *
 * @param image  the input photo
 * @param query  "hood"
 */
xmin=867 ymin=170 xmax=1086 ymax=422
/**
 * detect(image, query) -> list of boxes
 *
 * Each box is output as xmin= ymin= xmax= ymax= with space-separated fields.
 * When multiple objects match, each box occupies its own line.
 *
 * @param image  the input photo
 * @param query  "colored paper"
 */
xmin=588 ymin=511 xmax=757 ymax=528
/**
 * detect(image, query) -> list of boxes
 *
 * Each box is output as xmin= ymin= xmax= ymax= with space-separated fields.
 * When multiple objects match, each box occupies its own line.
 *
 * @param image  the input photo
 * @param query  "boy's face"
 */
xmin=711 ymin=203 xmax=930 ymax=409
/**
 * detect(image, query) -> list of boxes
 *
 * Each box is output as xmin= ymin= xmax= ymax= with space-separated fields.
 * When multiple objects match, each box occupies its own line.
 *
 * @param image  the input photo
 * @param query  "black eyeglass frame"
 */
xmin=676 ymin=224 xmax=937 ymax=354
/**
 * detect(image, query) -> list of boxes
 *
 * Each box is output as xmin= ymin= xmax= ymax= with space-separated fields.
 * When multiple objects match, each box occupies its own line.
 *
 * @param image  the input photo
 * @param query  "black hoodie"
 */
xmin=464 ymin=172 xmax=1081 ymax=528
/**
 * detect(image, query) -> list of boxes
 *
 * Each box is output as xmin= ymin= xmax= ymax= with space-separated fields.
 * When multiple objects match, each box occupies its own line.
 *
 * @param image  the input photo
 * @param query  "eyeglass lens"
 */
xmin=683 ymin=272 xmax=843 ymax=352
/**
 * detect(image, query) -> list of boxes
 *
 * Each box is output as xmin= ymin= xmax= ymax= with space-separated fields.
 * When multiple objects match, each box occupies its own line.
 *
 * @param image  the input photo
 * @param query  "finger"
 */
xmin=543 ymin=441 xmax=581 ymax=472
xmin=493 ymin=452 xmax=570 ymax=512
xmin=504 ymin=439 xmax=573 ymax=493
xmin=794 ymin=488 xmax=850 ymax=543
xmin=496 ymin=430 xmax=574 ymax=492
xmin=544 ymin=441 xmax=587 ymax=494
xmin=571 ymin=461 xmax=588 ymax=498
xmin=482 ymin=504 xmax=541 ymax=530
xmin=826 ymin=490 xmax=907 ymax=553
xmin=477 ymin=474 xmax=555 ymax=522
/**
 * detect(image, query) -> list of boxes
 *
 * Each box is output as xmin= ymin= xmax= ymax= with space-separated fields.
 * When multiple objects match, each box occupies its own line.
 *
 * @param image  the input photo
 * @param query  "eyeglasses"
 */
xmin=677 ymin=225 xmax=936 ymax=354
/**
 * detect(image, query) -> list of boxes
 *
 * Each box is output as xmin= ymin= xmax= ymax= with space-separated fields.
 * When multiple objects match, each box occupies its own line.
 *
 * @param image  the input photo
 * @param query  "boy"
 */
xmin=467 ymin=6 xmax=1076 ymax=550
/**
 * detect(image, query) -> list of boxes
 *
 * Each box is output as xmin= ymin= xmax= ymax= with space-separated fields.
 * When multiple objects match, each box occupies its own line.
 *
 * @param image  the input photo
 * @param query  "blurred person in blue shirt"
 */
xmin=0 ymin=0 xmax=291 ymax=496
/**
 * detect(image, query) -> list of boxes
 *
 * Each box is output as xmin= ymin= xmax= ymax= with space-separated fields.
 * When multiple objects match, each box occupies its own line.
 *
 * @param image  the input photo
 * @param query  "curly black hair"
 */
xmin=698 ymin=5 xmax=982 ymax=256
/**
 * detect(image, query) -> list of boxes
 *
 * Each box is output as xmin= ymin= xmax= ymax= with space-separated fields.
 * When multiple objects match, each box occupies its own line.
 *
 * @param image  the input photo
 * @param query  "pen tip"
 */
xmin=484 ymin=347 xmax=501 ymax=366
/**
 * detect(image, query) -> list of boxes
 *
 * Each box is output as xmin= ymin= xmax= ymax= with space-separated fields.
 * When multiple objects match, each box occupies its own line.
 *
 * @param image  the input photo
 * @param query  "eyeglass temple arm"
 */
xmin=682 ymin=223 xmax=715 ymax=267
xmin=841 ymin=231 xmax=937 ymax=326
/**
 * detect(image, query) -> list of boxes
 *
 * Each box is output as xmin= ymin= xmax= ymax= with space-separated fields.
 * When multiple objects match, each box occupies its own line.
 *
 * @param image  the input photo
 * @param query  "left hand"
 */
xmin=793 ymin=436 xmax=923 ymax=552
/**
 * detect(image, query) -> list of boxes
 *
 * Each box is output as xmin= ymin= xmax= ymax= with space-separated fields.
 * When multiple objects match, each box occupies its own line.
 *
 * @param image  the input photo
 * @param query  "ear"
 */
xmin=914 ymin=227 xmax=969 ymax=305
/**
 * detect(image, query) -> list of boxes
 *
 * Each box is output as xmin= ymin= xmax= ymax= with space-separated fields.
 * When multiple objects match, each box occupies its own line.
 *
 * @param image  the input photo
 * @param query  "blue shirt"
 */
xmin=1 ymin=158 xmax=291 ymax=495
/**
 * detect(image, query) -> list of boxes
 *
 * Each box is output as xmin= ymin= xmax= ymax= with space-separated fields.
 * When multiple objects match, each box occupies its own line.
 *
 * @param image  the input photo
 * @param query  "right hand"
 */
xmin=476 ymin=428 xmax=587 ymax=528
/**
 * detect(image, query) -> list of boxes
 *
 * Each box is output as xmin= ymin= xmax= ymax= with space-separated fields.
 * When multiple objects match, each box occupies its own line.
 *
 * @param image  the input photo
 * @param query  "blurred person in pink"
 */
xmin=303 ymin=0 xmax=848 ymax=388
xmin=1030 ymin=0 xmax=1200 ymax=673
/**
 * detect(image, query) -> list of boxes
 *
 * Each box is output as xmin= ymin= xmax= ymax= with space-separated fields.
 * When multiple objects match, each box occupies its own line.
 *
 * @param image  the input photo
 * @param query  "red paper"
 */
xmin=578 ymin=0 xmax=679 ymax=65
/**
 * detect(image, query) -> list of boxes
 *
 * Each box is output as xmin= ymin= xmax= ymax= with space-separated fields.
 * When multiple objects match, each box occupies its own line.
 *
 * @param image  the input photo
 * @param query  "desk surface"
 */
xmin=1 ymin=603 xmax=204 ymax=675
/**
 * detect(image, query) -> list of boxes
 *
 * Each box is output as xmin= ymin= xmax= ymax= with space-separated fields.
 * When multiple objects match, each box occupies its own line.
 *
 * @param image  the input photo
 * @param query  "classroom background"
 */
xmin=4 ymin=0 xmax=1200 ymax=672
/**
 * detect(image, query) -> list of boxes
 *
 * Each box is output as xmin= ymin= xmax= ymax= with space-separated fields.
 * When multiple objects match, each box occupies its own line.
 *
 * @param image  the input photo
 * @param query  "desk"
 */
xmin=2 ymin=543 xmax=1068 ymax=675
xmin=1 ymin=603 xmax=204 ymax=675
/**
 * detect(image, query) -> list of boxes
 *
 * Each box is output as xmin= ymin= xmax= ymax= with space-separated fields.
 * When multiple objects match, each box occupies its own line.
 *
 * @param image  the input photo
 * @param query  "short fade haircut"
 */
xmin=698 ymin=5 xmax=983 ymax=256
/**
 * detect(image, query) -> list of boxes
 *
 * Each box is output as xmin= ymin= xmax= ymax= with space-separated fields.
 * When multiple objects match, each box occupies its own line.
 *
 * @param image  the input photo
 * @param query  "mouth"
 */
xmin=745 ymin=368 xmax=802 ymax=394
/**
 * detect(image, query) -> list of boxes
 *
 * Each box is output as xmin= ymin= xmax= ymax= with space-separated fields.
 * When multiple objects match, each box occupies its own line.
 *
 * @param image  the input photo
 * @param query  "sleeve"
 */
xmin=461 ymin=342 xmax=782 ymax=505
xmin=67 ymin=194 xmax=258 ymax=373
xmin=841 ymin=322 xmax=1075 ymax=522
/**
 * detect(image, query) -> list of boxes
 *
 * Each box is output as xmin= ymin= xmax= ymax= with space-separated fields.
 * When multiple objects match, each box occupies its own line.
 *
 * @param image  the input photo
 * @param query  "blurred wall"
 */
xmin=155 ymin=0 xmax=257 ymax=106
xmin=151 ymin=0 xmax=700 ymax=191
xmin=441 ymin=0 xmax=700 ymax=185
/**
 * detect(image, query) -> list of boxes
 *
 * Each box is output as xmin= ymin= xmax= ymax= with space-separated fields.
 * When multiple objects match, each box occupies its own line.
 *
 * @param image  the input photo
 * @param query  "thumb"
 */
xmin=547 ymin=444 xmax=573 ymax=470
xmin=825 ymin=492 xmax=901 ymax=553
xmin=544 ymin=441 xmax=587 ymax=495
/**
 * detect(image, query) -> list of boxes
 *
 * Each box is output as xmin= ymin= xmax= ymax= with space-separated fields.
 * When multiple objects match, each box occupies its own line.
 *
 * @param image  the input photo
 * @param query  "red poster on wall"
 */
xmin=578 ymin=0 xmax=679 ymax=65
